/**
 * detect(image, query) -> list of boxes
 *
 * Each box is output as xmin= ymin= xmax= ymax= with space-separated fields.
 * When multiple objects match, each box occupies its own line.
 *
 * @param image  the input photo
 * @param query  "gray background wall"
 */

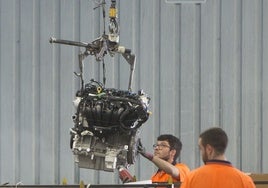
xmin=0 ymin=0 xmax=268 ymax=185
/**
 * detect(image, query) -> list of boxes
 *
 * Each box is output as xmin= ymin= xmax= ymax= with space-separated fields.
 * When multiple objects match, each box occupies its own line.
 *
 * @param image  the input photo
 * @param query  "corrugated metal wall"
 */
xmin=0 ymin=0 xmax=267 ymax=185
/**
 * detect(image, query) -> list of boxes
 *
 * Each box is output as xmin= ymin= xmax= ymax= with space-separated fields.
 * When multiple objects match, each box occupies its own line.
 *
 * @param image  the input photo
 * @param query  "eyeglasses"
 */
xmin=153 ymin=144 xmax=170 ymax=149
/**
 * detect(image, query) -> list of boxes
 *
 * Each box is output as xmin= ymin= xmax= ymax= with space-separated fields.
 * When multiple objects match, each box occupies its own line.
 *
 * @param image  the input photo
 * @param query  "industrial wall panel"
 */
xmin=262 ymin=0 xmax=268 ymax=173
xmin=0 ymin=0 xmax=268 ymax=185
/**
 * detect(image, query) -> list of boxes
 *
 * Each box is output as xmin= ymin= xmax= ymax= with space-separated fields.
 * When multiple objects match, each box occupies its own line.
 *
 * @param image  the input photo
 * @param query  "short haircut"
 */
xmin=199 ymin=127 xmax=228 ymax=155
xmin=157 ymin=134 xmax=182 ymax=163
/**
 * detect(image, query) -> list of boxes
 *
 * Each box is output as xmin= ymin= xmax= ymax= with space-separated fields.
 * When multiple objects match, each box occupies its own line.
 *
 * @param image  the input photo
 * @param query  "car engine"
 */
xmin=50 ymin=0 xmax=151 ymax=172
xmin=70 ymin=81 xmax=150 ymax=171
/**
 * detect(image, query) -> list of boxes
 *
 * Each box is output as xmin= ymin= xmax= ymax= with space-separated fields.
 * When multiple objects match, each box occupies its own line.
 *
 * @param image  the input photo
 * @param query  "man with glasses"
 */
xmin=137 ymin=134 xmax=190 ymax=183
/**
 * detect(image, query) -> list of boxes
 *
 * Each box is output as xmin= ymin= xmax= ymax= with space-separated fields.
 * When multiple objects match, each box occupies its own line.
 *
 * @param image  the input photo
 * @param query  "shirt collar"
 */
xmin=205 ymin=159 xmax=232 ymax=166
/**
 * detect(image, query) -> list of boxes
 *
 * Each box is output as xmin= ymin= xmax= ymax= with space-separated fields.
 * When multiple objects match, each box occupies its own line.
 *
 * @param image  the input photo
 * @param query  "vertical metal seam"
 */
xmin=218 ymin=0 xmax=222 ymax=127
xmin=197 ymin=3 xmax=202 ymax=168
xmin=238 ymin=0 xmax=243 ymax=170
xmin=74 ymin=0 xmax=80 ymax=184
xmin=0 ymin=0 xmax=2 ymax=181
xmin=116 ymin=1 xmax=121 ymax=89
xmin=53 ymin=0 xmax=61 ymax=184
xmin=177 ymin=4 xmax=182 ymax=148
xmin=15 ymin=0 xmax=21 ymax=183
xmin=137 ymin=0 xmax=141 ymax=90
xmin=0 ymin=0 xmax=2 ymax=179
xmin=259 ymin=0 xmax=264 ymax=173
xmin=157 ymin=0 xmax=161 ymax=137
xmin=33 ymin=0 xmax=41 ymax=184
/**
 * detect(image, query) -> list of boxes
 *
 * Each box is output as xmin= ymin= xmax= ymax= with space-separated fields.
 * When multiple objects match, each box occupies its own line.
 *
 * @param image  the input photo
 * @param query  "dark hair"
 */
xmin=157 ymin=134 xmax=182 ymax=163
xmin=199 ymin=127 xmax=228 ymax=155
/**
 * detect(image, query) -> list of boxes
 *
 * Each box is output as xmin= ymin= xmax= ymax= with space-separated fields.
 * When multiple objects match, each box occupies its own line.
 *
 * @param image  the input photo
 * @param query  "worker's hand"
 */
xmin=137 ymin=139 xmax=154 ymax=161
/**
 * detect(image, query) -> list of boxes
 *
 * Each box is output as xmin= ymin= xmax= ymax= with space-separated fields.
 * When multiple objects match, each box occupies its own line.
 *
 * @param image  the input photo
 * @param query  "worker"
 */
xmin=180 ymin=127 xmax=255 ymax=188
xmin=137 ymin=134 xmax=190 ymax=183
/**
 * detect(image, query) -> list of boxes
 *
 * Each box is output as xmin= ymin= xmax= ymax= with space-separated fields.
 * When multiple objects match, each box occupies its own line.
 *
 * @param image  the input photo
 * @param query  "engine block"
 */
xmin=70 ymin=82 xmax=150 ymax=171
